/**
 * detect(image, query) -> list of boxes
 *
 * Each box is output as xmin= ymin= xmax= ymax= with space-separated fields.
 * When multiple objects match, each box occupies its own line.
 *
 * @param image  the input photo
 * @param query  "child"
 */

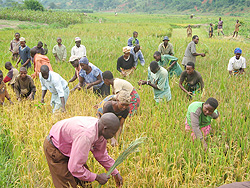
xmin=185 ymin=97 xmax=219 ymax=150
xmin=52 ymin=37 xmax=67 ymax=62
xmin=209 ymin=23 xmax=213 ymax=38
xmin=233 ymin=20 xmax=241 ymax=37
xmin=96 ymin=90 xmax=130 ymax=146
xmin=3 ymin=62 xmax=19 ymax=89
xmin=0 ymin=70 xmax=13 ymax=105
xmin=9 ymin=32 xmax=20 ymax=61
xmin=14 ymin=67 xmax=36 ymax=101
xmin=16 ymin=37 xmax=31 ymax=69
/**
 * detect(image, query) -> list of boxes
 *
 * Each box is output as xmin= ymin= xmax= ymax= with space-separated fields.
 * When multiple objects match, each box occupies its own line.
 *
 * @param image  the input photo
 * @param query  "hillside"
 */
xmin=1 ymin=0 xmax=250 ymax=14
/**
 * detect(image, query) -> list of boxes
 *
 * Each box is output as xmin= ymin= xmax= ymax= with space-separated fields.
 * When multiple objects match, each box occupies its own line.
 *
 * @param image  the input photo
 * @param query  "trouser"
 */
xmin=43 ymin=136 xmax=92 ymax=188
xmin=51 ymin=86 xmax=69 ymax=113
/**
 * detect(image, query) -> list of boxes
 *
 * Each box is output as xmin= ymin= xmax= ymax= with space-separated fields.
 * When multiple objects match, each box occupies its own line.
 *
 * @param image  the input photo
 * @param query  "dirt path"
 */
xmin=0 ymin=19 xmax=48 ymax=30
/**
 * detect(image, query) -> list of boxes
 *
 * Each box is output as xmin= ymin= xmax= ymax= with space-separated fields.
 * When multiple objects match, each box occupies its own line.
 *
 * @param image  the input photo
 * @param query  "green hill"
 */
xmin=1 ymin=0 xmax=250 ymax=15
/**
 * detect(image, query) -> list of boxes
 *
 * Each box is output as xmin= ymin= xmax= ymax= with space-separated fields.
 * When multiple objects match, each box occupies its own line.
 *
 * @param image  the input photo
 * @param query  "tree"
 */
xmin=23 ymin=0 xmax=44 ymax=11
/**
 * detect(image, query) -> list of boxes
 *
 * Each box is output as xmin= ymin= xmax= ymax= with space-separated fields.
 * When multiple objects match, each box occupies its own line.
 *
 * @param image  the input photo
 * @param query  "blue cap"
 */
xmin=79 ymin=57 xmax=89 ymax=65
xmin=163 ymin=36 xmax=170 ymax=41
xmin=234 ymin=48 xmax=242 ymax=54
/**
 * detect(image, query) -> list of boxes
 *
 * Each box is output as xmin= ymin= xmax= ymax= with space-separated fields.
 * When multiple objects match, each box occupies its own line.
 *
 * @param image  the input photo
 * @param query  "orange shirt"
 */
xmin=31 ymin=54 xmax=53 ymax=79
xmin=0 ymin=81 xmax=10 ymax=104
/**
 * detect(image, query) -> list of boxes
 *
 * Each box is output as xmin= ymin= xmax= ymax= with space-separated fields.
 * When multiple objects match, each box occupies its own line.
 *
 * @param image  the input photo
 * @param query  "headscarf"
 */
xmin=117 ymin=90 xmax=131 ymax=104
xmin=234 ymin=48 xmax=242 ymax=54
xmin=79 ymin=57 xmax=89 ymax=65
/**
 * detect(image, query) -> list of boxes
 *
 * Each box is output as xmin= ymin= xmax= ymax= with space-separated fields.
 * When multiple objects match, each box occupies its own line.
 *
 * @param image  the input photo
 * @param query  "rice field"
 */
xmin=0 ymin=13 xmax=250 ymax=188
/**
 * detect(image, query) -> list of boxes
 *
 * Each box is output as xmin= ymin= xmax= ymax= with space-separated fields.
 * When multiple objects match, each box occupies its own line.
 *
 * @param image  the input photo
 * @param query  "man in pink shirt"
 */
xmin=44 ymin=113 xmax=123 ymax=188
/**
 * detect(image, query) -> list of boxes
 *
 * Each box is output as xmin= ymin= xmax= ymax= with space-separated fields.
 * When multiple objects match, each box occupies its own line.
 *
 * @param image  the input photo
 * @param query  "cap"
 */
xmin=69 ymin=56 xmax=78 ymax=62
xmin=20 ymin=37 xmax=26 ymax=42
xmin=75 ymin=37 xmax=81 ymax=42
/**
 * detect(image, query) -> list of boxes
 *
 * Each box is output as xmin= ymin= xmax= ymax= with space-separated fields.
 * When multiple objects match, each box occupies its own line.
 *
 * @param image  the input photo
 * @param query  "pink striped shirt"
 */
xmin=49 ymin=116 xmax=119 ymax=182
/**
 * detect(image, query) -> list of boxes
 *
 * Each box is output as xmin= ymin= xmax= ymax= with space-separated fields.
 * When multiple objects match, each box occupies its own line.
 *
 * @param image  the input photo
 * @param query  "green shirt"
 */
xmin=186 ymin=102 xmax=219 ymax=139
xmin=147 ymin=66 xmax=171 ymax=102
xmin=157 ymin=55 xmax=182 ymax=78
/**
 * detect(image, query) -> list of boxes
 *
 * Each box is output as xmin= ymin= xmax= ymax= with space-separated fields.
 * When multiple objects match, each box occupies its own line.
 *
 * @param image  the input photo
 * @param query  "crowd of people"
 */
xmin=0 ymin=24 xmax=247 ymax=187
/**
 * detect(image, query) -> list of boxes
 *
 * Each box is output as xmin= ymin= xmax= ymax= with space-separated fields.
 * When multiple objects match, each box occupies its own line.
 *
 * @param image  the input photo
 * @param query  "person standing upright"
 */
xmin=233 ymin=20 xmax=241 ymax=38
xmin=52 ymin=37 xmax=67 ymax=62
xmin=128 ymin=31 xmax=139 ymax=47
xmin=181 ymin=35 xmax=206 ymax=68
xmin=15 ymin=37 xmax=31 ymax=69
xmin=158 ymin=36 xmax=174 ymax=56
xmin=187 ymin=25 xmax=192 ymax=38
xmin=9 ymin=32 xmax=20 ymax=61
xmin=217 ymin=17 xmax=225 ymax=36
xmin=71 ymin=37 xmax=86 ymax=59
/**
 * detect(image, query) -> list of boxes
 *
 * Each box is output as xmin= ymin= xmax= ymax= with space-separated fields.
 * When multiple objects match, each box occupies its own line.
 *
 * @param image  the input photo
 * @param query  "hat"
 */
xmin=20 ymin=37 xmax=25 ymax=42
xmin=234 ymin=47 xmax=242 ymax=54
xmin=75 ymin=37 xmax=81 ymax=42
xmin=69 ymin=56 xmax=78 ymax=62
xmin=79 ymin=57 xmax=89 ymax=65
xmin=123 ymin=46 xmax=131 ymax=53
xmin=117 ymin=90 xmax=131 ymax=104
xmin=163 ymin=36 xmax=170 ymax=41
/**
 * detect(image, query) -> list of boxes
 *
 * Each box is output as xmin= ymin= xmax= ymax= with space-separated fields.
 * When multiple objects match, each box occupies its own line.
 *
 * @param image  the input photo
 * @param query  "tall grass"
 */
xmin=0 ymin=13 xmax=249 ymax=187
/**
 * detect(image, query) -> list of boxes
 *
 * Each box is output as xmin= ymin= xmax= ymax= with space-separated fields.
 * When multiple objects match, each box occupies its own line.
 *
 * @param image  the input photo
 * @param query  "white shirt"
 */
xmin=39 ymin=71 xmax=68 ymax=97
xmin=228 ymin=56 xmax=246 ymax=71
xmin=71 ymin=45 xmax=86 ymax=58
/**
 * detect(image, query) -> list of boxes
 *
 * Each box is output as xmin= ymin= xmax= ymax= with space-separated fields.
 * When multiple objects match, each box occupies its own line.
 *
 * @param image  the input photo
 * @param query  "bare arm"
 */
xmin=22 ymin=58 xmax=31 ymax=67
xmin=192 ymin=52 xmax=205 ymax=57
xmin=16 ymin=57 xmax=21 ymax=67
xmin=41 ymin=90 xmax=47 ymax=103
xmin=167 ymin=60 xmax=177 ymax=71
xmin=86 ymin=74 xmax=102 ymax=89
xmin=68 ymin=72 xmax=77 ymax=83
xmin=60 ymin=97 xmax=66 ymax=112
xmin=179 ymin=81 xmax=192 ymax=95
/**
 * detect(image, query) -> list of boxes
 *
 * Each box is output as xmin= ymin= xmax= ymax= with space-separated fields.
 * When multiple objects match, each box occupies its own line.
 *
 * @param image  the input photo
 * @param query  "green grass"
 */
xmin=0 ymin=13 xmax=250 ymax=187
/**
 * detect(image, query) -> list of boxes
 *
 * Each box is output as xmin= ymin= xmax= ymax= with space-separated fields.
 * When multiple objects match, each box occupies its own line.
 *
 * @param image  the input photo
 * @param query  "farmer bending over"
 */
xmin=30 ymin=47 xmax=53 ymax=79
xmin=0 ymin=70 xmax=13 ymax=105
xmin=185 ymin=97 xmax=219 ymax=151
xmin=117 ymin=46 xmax=136 ymax=77
xmin=39 ymin=65 xmax=69 ymax=113
xmin=14 ymin=67 xmax=36 ymax=101
xmin=179 ymin=62 xmax=204 ymax=98
xmin=97 ymin=90 xmax=130 ymax=147
xmin=103 ymin=70 xmax=140 ymax=116
xmin=3 ymin=62 xmax=19 ymax=89
xmin=44 ymin=113 xmax=123 ymax=188
xmin=139 ymin=61 xmax=171 ymax=103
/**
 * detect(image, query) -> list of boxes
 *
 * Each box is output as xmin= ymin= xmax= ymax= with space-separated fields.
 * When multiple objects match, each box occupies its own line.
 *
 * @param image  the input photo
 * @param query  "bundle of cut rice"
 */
xmin=98 ymin=137 xmax=146 ymax=187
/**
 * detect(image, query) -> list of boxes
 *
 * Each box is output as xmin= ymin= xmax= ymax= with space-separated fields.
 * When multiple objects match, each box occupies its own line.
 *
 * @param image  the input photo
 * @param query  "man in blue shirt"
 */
xmin=127 ymin=31 xmax=139 ymax=47
xmin=39 ymin=65 xmax=69 ymax=113
xmin=130 ymin=44 xmax=145 ymax=67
